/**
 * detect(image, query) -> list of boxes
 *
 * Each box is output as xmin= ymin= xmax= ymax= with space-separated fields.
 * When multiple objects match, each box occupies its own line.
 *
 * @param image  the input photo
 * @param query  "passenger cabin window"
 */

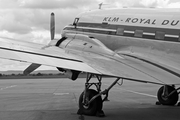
xmin=134 ymin=30 xmax=143 ymax=38
xmin=116 ymin=28 xmax=124 ymax=35
xmin=155 ymin=31 xmax=165 ymax=40
xmin=73 ymin=18 xmax=79 ymax=26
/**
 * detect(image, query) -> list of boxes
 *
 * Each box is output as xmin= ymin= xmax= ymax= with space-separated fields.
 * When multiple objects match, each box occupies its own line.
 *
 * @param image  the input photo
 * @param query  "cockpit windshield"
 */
xmin=73 ymin=18 xmax=79 ymax=26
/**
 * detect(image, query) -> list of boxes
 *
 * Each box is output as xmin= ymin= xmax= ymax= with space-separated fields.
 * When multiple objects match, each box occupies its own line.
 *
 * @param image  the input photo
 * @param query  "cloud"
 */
xmin=103 ymin=0 xmax=179 ymax=8
xmin=139 ymin=0 xmax=168 ymax=7
xmin=0 ymin=9 xmax=33 ymax=34
xmin=0 ymin=0 xmax=100 ymax=37
xmin=0 ymin=19 xmax=32 ymax=34
xmin=0 ymin=0 xmax=20 ymax=8
xmin=167 ymin=2 xmax=180 ymax=8
xmin=20 ymin=0 xmax=97 ymax=9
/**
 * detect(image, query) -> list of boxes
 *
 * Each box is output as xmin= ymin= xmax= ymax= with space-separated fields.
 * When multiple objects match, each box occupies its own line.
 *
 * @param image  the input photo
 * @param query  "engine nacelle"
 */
xmin=57 ymin=67 xmax=81 ymax=81
xmin=58 ymin=34 xmax=116 ymax=57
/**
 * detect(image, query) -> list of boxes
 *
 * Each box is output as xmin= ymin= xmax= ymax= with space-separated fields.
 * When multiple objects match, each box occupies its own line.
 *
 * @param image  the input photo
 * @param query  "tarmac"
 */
xmin=0 ymin=77 xmax=180 ymax=120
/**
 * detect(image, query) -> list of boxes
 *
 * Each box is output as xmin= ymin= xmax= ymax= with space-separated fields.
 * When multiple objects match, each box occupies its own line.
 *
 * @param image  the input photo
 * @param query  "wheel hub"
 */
xmin=161 ymin=95 xmax=168 ymax=101
xmin=82 ymin=96 xmax=90 ymax=109
xmin=83 ymin=104 xmax=90 ymax=109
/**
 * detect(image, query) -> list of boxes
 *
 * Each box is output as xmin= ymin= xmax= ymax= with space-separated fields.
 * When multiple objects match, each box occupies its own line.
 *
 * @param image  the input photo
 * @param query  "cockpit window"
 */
xmin=73 ymin=18 xmax=79 ymax=26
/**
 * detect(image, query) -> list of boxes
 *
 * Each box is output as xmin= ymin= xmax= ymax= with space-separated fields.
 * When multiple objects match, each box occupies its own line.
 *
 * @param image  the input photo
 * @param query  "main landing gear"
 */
xmin=77 ymin=73 xmax=180 ymax=117
xmin=77 ymin=73 xmax=121 ymax=117
xmin=157 ymin=85 xmax=180 ymax=106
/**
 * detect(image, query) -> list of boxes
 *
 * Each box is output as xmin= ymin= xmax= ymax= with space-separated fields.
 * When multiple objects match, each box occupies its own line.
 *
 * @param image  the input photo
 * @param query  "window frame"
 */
xmin=73 ymin=18 xmax=79 ymax=26
xmin=134 ymin=30 xmax=143 ymax=38
xmin=116 ymin=28 xmax=124 ymax=35
xmin=155 ymin=31 xmax=165 ymax=40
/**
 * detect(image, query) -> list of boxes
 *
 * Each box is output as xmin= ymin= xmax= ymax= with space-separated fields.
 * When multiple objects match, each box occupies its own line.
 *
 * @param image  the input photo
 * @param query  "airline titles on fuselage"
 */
xmin=103 ymin=17 xmax=179 ymax=26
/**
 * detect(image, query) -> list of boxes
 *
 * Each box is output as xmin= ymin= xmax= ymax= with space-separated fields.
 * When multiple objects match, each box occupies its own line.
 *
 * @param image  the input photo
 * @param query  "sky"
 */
xmin=0 ymin=0 xmax=180 ymax=71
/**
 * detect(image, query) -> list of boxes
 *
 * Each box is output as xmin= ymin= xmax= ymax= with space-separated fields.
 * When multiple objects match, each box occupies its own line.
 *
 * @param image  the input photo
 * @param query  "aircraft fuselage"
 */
xmin=62 ymin=8 xmax=180 ymax=72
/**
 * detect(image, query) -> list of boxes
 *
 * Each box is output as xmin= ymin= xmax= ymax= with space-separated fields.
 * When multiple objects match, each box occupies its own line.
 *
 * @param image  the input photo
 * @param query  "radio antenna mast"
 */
xmin=99 ymin=2 xmax=103 ymax=9
xmin=98 ymin=2 xmax=110 ymax=9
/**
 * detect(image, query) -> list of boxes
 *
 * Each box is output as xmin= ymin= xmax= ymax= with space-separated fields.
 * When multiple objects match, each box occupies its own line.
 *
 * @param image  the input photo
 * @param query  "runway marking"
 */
xmin=53 ymin=93 xmax=69 ymax=95
xmin=0 ymin=85 xmax=17 ymax=90
xmin=118 ymin=88 xmax=157 ymax=98
xmin=104 ymin=84 xmax=156 ymax=98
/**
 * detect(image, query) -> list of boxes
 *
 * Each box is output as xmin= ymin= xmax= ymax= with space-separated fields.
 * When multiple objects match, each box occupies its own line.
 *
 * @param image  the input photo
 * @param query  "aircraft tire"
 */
xmin=157 ymin=85 xmax=179 ymax=106
xmin=78 ymin=89 xmax=103 ymax=116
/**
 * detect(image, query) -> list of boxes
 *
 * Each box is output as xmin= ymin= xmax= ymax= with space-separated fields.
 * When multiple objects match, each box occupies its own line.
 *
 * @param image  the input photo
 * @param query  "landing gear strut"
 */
xmin=157 ymin=85 xmax=179 ymax=105
xmin=77 ymin=73 xmax=121 ymax=117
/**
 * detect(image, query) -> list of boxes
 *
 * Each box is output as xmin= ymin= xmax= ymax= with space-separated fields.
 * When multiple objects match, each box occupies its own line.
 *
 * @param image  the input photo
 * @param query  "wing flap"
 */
xmin=120 ymin=54 xmax=180 ymax=85
xmin=72 ymin=50 xmax=180 ymax=84
xmin=71 ymin=52 xmax=163 ymax=84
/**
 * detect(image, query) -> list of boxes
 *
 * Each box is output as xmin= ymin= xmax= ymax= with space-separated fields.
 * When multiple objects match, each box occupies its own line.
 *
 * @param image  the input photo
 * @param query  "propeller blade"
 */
xmin=50 ymin=12 xmax=55 ymax=40
xmin=23 ymin=63 xmax=41 ymax=75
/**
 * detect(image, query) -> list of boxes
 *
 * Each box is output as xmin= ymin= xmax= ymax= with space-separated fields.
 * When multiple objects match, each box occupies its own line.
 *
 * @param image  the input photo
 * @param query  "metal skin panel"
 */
xmin=77 ymin=8 xmax=180 ymax=29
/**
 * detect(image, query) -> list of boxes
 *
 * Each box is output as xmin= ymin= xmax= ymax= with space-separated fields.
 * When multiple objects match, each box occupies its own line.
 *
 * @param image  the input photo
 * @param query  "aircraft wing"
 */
xmin=0 ymin=37 xmax=179 ymax=85
xmin=116 ymin=48 xmax=180 ymax=85
xmin=74 ymin=50 xmax=180 ymax=85
xmin=0 ymin=37 xmax=99 ymax=74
